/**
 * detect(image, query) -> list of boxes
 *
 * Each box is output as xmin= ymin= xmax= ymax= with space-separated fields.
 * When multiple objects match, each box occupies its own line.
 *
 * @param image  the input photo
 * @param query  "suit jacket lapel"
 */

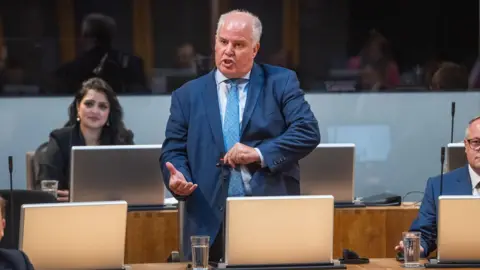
xmin=456 ymin=165 xmax=473 ymax=194
xmin=241 ymin=63 xmax=264 ymax=136
xmin=202 ymin=70 xmax=225 ymax=154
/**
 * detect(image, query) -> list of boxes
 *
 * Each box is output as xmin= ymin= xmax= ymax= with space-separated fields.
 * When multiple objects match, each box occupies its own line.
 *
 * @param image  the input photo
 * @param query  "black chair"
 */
xmin=0 ymin=190 xmax=57 ymax=249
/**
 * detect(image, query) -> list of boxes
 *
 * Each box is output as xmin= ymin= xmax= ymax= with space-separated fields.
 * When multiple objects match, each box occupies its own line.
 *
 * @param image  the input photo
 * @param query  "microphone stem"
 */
xmin=220 ymin=159 xmax=227 ymax=263
xmin=450 ymin=116 xmax=454 ymax=143
xmin=8 ymin=158 xmax=14 ymax=248
xmin=440 ymin=147 xmax=445 ymax=196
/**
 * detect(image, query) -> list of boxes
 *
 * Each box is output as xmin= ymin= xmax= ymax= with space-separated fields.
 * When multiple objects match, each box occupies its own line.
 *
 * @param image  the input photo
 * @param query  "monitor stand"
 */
xmin=425 ymin=258 xmax=480 ymax=268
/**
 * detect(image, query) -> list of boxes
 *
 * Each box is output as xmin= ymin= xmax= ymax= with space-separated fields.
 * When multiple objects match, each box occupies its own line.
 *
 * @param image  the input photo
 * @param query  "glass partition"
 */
xmin=0 ymin=92 xmax=478 ymax=201
xmin=0 ymin=0 xmax=477 ymax=96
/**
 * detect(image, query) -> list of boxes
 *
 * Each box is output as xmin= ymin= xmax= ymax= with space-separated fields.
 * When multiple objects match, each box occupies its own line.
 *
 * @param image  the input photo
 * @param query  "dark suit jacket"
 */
xmin=409 ymin=165 xmax=472 ymax=257
xmin=36 ymin=124 xmax=134 ymax=190
xmin=160 ymin=63 xmax=321 ymax=257
xmin=0 ymin=249 xmax=35 ymax=270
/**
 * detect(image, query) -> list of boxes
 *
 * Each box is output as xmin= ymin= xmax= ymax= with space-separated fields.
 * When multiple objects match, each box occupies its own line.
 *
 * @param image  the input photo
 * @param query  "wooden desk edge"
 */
xmin=127 ymin=258 xmax=415 ymax=269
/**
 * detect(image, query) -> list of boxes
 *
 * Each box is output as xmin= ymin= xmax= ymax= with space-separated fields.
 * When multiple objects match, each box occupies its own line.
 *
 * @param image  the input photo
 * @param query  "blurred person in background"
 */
xmin=430 ymin=62 xmax=469 ymax=91
xmin=55 ymin=13 xmax=147 ymax=94
xmin=348 ymin=30 xmax=400 ymax=90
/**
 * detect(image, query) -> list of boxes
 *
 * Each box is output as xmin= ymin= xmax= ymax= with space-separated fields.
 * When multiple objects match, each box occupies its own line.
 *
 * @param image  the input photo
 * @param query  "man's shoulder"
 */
xmin=0 ymin=249 xmax=33 ymax=269
xmin=257 ymin=63 xmax=296 ymax=80
xmin=429 ymin=165 xmax=467 ymax=184
xmin=172 ymin=72 xmax=212 ymax=97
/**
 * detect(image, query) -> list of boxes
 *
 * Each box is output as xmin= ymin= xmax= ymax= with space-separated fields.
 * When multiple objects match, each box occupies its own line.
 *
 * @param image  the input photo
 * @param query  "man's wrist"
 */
xmin=254 ymin=148 xmax=265 ymax=167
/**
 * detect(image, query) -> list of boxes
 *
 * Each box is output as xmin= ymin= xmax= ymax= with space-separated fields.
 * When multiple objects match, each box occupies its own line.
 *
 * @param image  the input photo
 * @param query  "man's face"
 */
xmin=215 ymin=14 xmax=259 ymax=78
xmin=465 ymin=119 xmax=480 ymax=170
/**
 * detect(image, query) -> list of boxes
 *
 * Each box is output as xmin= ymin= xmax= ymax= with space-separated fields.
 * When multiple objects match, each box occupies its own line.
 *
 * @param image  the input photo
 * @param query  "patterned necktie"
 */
xmin=223 ymin=79 xmax=245 ymax=196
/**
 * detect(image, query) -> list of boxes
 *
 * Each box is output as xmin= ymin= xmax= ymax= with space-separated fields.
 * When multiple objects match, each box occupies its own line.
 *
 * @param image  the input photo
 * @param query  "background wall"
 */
xmin=0 ymin=92 xmax=477 ymax=201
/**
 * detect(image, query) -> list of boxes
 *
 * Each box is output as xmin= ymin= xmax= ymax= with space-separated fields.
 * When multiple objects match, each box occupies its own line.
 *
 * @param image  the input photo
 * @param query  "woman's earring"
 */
xmin=76 ymin=116 xmax=80 ymax=122
xmin=106 ymin=121 xmax=110 ymax=126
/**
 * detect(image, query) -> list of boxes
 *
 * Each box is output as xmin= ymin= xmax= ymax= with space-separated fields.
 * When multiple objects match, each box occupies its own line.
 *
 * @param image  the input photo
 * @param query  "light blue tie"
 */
xmin=223 ymin=80 xmax=245 ymax=197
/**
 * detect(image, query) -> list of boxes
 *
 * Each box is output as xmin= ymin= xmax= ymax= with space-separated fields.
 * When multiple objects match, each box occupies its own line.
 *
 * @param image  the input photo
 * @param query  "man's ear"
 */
xmin=0 ymin=219 xmax=5 ymax=238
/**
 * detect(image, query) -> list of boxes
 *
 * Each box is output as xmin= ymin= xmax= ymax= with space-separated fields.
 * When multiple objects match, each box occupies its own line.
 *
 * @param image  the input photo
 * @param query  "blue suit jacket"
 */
xmin=0 ymin=248 xmax=35 ymax=270
xmin=160 ymin=63 xmax=320 ymax=257
xmin=410 ymin=165 xmax=472 ymax=257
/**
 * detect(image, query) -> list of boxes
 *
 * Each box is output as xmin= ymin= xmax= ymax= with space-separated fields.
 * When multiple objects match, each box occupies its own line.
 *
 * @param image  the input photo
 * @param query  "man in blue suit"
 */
xmin=160 ymin=10 xmax=320 ymax=261
xmin=395 ymin=116 xmax=480 ymax=257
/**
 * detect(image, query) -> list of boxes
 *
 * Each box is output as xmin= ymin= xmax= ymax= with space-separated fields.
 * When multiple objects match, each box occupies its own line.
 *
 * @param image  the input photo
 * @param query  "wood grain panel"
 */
xmin=56 ymin=0 xmax=76 ymax=63
xmin=132 ymin=0 xmax=154 ymax=78
xmin=282 ymin=0 xmax=300 ymax=67
xmin=125 ymin=206 xmax=419 ymax=264
xmin=384 ymin=206 xmax=419 ymax=257
xmin=334 ymin=208 xmax=387 ymax=258
xmin=125 ymin=210 xmax=179 ymax=264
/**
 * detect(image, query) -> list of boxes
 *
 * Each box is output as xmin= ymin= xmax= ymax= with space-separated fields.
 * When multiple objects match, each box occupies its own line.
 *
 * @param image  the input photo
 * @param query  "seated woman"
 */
xmin=36 ymin=77 xmax=134 ymax=201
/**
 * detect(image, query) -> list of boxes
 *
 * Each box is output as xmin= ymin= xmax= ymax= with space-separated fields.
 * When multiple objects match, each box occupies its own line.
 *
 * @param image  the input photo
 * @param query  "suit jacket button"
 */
xmin=219 ymin=206 xmax=224 ymax=211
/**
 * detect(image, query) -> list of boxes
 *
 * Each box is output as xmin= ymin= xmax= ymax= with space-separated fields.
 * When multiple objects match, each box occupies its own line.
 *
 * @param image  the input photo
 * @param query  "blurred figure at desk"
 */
xmin=429 ymin=62 xmax=469 ymax=91
xmin=395 ymin=116 xmax=480 ymax=257
xmin=35 ymin=77 xmax=134 ymax=202
xmin=0 ymin=196 xmax=35 ymax=269
xmin=55 ymin=13 xmax=147 ymax=94
xmin=160 ymin=10 xmax=320 ymax=261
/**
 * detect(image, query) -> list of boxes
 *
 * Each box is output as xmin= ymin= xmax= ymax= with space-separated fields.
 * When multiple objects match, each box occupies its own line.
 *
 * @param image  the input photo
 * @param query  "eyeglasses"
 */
xmin=466 ymin=139 xmax=480 ymax=150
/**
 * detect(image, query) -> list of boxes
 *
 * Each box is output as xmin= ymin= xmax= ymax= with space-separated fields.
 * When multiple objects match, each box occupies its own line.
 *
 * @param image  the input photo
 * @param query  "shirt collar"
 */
xmin=469 ymin=164 xmax=480 ymax=190
xmin=215 ymin=69 xmax=251 ymax=85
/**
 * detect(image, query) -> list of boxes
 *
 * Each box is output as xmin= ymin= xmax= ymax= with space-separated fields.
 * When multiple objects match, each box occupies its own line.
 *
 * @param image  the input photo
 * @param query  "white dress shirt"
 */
xmin=468 ymin=165 xmax=480 ymax=195
xmin=215 ymin=70 xmax=264 ymax=192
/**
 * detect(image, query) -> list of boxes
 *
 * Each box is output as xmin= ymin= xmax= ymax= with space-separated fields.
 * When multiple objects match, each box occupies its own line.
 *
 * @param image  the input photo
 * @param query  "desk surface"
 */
xmin=126 ymin=259 xmax=425 ymax=270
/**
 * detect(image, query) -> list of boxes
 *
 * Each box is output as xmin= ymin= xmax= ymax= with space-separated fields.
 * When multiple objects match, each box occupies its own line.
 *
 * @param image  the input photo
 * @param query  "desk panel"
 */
xmin=125 ymin=206 xmax=418 ymax=264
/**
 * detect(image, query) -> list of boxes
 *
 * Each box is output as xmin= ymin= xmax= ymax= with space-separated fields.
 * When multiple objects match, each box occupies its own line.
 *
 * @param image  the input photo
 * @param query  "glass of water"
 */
xmin=403 ymin=231 xmax=421 ymax=267
xmin=191 ymin=235 xmax=209 ymax=270
xmin=41 ymin=180 xmax=58 ymax=199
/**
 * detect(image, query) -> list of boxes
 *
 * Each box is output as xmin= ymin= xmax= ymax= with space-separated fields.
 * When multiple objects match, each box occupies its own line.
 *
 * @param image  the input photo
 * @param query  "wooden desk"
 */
xmin=125 ymin=206 xmax=419 ymax=264
xmin=127 ymin=259 xmax=418 ymax=270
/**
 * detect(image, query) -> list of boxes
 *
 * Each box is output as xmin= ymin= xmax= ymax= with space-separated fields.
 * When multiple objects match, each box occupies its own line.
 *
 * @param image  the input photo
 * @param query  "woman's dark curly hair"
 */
xmin=65 ymin=77 xmax=132 ymax=144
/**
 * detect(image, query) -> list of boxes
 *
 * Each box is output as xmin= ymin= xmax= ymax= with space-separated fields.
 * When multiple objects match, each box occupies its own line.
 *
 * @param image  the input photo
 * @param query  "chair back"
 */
xmin=0 ymin=190 xmax=57 ymax=249
xmin=25 ymin=152 xmax=35 ymax=190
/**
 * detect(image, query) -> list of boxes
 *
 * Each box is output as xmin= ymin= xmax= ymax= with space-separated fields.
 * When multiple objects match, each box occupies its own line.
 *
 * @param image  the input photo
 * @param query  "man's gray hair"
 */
xmin=216 ymin=9 xmax=263 ymax=45
xmin=465 ymin=115 xmax=480 ymax=138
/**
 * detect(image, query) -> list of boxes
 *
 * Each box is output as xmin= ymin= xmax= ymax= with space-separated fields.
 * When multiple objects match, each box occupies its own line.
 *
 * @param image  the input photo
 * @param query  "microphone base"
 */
xmin=425 ymin=259 xmax=480 ymax=268
xmin=213 ymin=262 xmax=346 ymax=270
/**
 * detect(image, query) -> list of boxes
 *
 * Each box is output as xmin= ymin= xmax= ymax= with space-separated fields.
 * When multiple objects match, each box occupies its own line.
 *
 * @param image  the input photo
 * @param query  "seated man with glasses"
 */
xmin=394 ymin=115 xmax=480 ymax=258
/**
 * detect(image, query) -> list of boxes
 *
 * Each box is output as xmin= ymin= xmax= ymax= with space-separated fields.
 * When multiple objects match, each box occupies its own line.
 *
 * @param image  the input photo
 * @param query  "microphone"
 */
xmin=440 ymin=147 xmax=445 ymax=196
xmin=450 ymin=102 xmax=456 ymax=143
xmin=7 ymin=156 xmax=15 ymax=248
xmin=216 ymin=155 xmax=228 ymax=263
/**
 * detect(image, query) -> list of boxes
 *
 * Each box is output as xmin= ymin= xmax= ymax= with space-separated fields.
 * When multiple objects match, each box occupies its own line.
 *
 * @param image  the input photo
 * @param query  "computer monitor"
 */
xmin=19 ymin=201 xmax=127 ymax=269
xmin=224 ymin=195 xmax=334 ymax=267
xmin=70 ymin=145 xmax=165 ymax=206
xmin=299 ymin=144 xmax=355 ymax=202
xmin=446 ymin=143 xmax=467 ymax=172
xmin=437 ymin=196 xmax=480 ymax=263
